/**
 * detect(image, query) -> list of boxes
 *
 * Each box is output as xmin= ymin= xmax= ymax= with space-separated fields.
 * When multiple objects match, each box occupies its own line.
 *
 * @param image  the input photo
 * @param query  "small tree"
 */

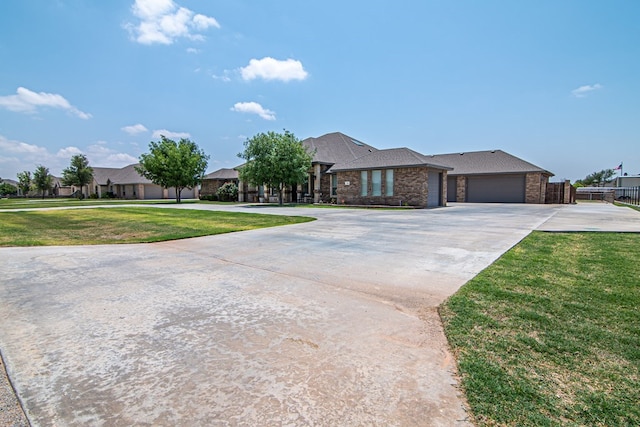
xmin=238 ymin=130 xmax=313 ymax=205
xmin=33 ymin=165 xmax=54 ymax=199
xmin=216 ymin=182 xmax=239 ymax=202
xmin=16 ymin=171 xmax=32 ymax=197
xmin=62 ymin=154 xmax=93 ymax=198
xmin=136 ymin=136 xmax=209 ymax=203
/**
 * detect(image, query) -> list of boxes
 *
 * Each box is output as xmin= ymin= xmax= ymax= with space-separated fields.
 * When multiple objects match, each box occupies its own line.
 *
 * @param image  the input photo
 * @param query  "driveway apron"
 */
xmin=1 ymin=203 xmax=563 ymax=426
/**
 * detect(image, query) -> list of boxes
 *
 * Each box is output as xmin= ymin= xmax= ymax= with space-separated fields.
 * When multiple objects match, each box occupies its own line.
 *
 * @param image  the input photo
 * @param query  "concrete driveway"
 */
xmin=1 ymin=202 xmax=632 ymax=426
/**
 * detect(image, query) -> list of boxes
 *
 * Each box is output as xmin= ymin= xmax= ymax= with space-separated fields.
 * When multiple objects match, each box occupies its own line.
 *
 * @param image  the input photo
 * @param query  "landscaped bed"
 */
xmin=441 ymin=231 xmax=639 ymax=426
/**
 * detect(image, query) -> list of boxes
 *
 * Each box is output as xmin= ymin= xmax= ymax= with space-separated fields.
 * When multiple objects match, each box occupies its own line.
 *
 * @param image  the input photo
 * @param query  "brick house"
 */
xmin=236 ymin=132 xmax=553 ymax=206
xmin=328 ymin=147 xmax=451 ymax=207
xmin=201 ymin=168 xmax=239 ymax=197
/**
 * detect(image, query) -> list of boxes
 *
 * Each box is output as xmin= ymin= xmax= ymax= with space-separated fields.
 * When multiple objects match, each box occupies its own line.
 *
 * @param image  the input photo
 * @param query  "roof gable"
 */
xmin=92 ymin=164 xmax=154 ymax=185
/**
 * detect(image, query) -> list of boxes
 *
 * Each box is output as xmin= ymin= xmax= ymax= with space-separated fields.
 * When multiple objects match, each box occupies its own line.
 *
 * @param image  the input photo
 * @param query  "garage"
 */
xmin=467 ymin=175 xmax=525 ymax=203
xmin=427 ymin=171 xmax=442 ymax=207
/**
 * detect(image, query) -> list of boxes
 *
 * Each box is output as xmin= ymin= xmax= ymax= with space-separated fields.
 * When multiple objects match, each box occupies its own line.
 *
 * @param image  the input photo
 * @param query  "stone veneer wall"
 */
xmin=336 ymin=167 xmax=430 ymax=207
xmin=525 ymin=172 xmax=548 ymax=204
xmin=456 ymin=176 xmax=466 ymax=202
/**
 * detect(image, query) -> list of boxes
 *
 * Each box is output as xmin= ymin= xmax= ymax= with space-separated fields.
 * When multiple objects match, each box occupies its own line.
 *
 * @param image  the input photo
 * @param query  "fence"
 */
xmin=616 ymin=187 xmax=640 ymax=206
xmin=546 ymin=181 xmax=575 ymax=204
xmin=575 ymin=187 xmax=615 ymax=203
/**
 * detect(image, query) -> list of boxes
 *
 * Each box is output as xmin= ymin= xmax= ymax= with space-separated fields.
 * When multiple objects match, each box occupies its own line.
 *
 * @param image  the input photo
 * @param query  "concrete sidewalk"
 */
xmin=0 ymin=202 xmax=637 ymax=426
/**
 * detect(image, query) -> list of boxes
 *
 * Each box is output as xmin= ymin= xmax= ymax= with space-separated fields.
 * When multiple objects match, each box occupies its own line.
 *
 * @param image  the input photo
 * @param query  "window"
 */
xmin=331 ymin=174 xmax=337 ymax=196
xmin=258 ymin=185 xmax=264 ymax=197
xmin=385 ymin=169 xmax=394 ymax=196
xmin=361 ymin=171 xmax=368 ymax=196
xmin=372 ymin=170 xmax=382 ymax=196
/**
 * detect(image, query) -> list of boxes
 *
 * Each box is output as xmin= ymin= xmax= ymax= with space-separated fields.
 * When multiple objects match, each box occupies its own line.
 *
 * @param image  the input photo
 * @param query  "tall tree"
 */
xmin=579 ymin=169 xmax=615 ymax=187
xmin=33 ymin=165 xmax=53 ymax=199
xmin=16 ymin=171 xmax=32 ymax=197
xmin=237 ymin=130 xmax=313 ymax=205
xmin=62 ymin=154 xmax=93 ymax=198
xmin=136 ymin=136 xmax=209 ymax=203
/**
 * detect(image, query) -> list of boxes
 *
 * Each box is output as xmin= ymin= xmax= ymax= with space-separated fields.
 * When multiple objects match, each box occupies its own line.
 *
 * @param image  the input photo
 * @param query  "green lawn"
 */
xmin=440 ymin=232 xmax=639 ymax=426
xmin=0 ymin=207 xmax=314 ymax=246
xmin=0 ymin=197 xmax=203 ymax=210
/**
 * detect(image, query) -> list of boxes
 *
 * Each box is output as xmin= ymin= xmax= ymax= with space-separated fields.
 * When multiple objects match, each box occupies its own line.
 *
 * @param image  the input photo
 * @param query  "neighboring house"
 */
xmin=614 ymin=175 xmax=640 ymax=188
xmin=427 ymin=150 xmax=553 ymax=203
xmin=90 ymin=164 xmax=198 ymax=200
xmin=201 ymin=168 xmax=239 ymax=197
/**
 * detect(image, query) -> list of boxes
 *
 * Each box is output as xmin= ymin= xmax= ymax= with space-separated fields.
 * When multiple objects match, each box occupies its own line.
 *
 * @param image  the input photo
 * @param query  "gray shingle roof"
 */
xmin=302 ymin=132 xmax=378 ymax=165
xmin=328 ymin=147 xmax=453 ymax=172
xmin=204 ymin=168 xmax=239 ymax=180
xmin=92 ymin=164 xmax=154 ymax=185
xmin=425 ymin=150 xmax=553 ymax=176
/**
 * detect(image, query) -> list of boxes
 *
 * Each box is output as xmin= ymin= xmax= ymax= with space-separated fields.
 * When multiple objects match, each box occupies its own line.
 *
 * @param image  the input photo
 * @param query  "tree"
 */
xmin=16 ymin=171 xmax=32 ymax=197
xmin=62 ymin=154 xmax=94 ymax=198
xmin=237 ymin=130 xmax=313 ymax=205
xmin=33 ymin=165 xmax=53 ymax=199
xmin=0 ymin=181 xmax=18 ymax=197
xmin=136 ymin=136 xmax=209 ymax=203
xmin=578 ymin=169 xmax=615 ymax=187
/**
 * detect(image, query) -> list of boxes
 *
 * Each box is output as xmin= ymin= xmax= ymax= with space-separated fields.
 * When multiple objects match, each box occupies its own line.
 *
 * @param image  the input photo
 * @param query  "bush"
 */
xmin=199 ymin=194 xmax=219 ymax=201
xmin=216 ymin=182 xmax=239 ymax=202
xmin=89 ymin=193 xmax=99 ymax=199
xmin=101 ymin=192 xmax=116 ymax=199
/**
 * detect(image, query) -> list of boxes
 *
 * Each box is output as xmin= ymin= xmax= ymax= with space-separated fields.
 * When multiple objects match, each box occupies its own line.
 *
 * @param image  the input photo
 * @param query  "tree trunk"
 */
xmin=176 ymin=187 xmax=182 ymax=203
xmin=278 ymin=185 xmax=283 ymax=206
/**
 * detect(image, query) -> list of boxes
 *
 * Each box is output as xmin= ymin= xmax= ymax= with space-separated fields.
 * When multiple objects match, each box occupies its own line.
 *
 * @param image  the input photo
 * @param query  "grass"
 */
xmin=0 ymin=197 xmax=203 ymax=210
xmin=440 ymin=232 xmax=640 ymax=426
xmin=0 ymin=207 xmax=314 ymax=246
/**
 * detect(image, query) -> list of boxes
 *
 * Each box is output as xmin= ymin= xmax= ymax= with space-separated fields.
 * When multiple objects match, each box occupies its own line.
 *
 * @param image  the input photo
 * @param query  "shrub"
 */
xmin=216 ymin=182 xmax=239 ymax=202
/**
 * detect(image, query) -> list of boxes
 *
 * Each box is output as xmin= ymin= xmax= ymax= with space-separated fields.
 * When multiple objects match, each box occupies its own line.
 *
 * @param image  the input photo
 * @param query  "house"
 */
xmin=327 ymin=147 xmax=451 ymax=207
xmin=427 ymin=150 xmax=553 ymax=203
xmin=237 ymin=132 xmax=451 ymax=207
xmin=90 ymin=164 xmax=198 ymax=200
xmin=201 ymin=168 xmax=239 ymax=197
xmin=237 ymin=132 xmax=554 ymax=207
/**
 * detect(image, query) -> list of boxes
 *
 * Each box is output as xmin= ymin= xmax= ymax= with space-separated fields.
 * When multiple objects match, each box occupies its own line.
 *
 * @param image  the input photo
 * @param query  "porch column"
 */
xmin=238 ymin=179 xmax=245 ymax=202
xmin=313 ymin=164 xmax=321 ymax=203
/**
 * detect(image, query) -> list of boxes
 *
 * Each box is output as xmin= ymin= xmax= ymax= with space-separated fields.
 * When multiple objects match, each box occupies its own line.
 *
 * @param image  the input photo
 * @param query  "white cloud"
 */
xmin=126 ymin=0 xmax=220 ymax=45
xmin=231 ymin=102 xmax=276 ymax=121
xmin=151 ymin=129 xmax=191 ymax=139
xmin=572 ymin=83 xmax=602 ymax=98
xmin=0 ymin=87 xmax=92 ymax=119
xmin=186 ymin=47 xmax=199 ymax=54
xmin=0 ymin=134 xmax=142 ymax=179
xmin=121 ymin=123 xmax=148 ymax=135
xmin=240 ymin=57 xmax=308 ymax=82
xmin=0 ymin=135 xmax=48 ymax=156
xmin=56 ymin=146 xmax=83 ymax=158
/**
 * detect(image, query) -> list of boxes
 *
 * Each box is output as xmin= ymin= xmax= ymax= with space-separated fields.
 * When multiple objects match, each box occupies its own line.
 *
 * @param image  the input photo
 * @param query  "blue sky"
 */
xmin=1 ymin=0 xmax=638 ymax=182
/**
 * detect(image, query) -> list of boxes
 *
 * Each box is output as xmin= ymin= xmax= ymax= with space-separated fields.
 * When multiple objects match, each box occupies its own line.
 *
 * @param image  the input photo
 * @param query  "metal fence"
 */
xmin=616 ymin=186 xmax=640 ymax=206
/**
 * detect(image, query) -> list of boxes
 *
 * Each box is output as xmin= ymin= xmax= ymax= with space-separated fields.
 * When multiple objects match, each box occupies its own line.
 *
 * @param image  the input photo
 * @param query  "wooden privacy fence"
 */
xmin=546 ymin=181 xmax=576 ymax=204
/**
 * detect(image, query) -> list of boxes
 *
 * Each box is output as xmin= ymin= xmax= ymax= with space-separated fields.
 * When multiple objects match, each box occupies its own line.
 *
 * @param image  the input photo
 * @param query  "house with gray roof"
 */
xmin=427 ymin=150 xmax=553 ymax=203
xmin=201 ymin=168 xmax=239 ymax=197
xmin=237 ymin=132 xmax=554 ymax=207
xmin=89 ymin=164 xmax=198 ymax=200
